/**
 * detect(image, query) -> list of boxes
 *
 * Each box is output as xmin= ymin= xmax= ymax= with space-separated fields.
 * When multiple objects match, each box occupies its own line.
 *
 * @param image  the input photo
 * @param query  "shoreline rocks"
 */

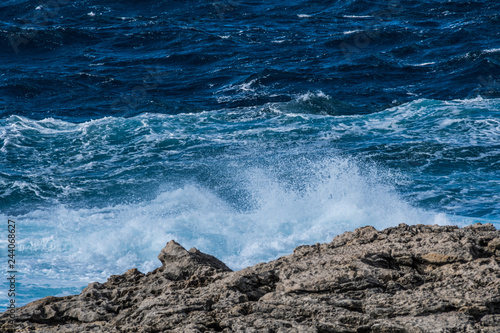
xmin=2 ymin=223 xmax=499 ymax=332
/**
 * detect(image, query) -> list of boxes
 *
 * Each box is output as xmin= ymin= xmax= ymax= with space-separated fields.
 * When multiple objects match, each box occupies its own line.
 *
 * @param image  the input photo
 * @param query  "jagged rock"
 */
xmin=1 ymin=223 xmax=499 ymax=332
xmin=157 ymin=240 xmax=232 ymax=281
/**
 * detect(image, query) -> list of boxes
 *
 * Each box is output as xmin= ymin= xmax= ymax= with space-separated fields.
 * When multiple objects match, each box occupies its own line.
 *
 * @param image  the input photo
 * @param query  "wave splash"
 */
xmin=1 ymin=154 xmax=454 ymax=308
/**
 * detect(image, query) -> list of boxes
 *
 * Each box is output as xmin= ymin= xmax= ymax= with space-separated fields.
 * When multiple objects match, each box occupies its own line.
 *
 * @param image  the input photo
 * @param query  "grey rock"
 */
xmin=2 ymin=223 xmax=499 ymax=332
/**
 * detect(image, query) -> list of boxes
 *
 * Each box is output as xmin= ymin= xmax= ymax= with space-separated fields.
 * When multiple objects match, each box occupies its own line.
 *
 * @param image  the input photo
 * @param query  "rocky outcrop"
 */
xmin=2 ymin=223 xmax=499 ymax=332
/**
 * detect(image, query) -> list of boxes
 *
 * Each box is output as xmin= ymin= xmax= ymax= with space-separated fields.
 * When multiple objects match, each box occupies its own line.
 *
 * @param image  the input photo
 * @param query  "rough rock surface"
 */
xmin=2 ymin=224 xmax=500 ymax=332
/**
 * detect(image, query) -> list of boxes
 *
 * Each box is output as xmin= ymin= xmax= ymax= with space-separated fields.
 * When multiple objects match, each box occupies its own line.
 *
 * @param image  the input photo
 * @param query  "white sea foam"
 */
xmin=348 ymin=97 xmax=500 ymax=146
xmin=483 ymin=48 xmax=500 ymax=54
xmin=343 ymin=30 xmax=362 ymax=35
xmin=411 ymin=62 xmax=436 ymax=67
xmin=343 ymin=15 xmax=372 ymax=19
xmin=295 ymin=91 xmax=330 ymax=101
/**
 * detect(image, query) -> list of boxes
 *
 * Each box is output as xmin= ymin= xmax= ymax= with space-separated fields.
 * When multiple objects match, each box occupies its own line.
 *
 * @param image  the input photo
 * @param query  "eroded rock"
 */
xmin=1 ymin=223 xmax=499 ymax=332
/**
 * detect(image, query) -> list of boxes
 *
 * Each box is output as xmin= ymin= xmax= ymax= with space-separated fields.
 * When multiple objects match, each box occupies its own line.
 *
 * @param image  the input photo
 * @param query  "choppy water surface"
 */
xmin=0 ymin=0 xmax=499 ymax=308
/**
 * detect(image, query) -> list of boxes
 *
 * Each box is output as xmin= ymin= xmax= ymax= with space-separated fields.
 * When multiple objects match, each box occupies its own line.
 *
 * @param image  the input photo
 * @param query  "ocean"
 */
xmin=0 ymin=0 xmax=499 ymax=310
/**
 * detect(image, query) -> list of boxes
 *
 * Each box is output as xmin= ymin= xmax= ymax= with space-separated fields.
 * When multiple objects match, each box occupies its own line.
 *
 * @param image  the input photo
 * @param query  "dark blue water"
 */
xmin=0 ymin=0 xmax=499 ymax=309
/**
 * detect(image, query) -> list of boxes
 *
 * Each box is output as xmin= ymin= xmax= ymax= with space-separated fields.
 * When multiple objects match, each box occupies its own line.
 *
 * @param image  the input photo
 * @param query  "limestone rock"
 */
xmin=157 ymin=240 xmax=232 ymax=281
xmin=1 ymin=223 xmax=499 ymax=332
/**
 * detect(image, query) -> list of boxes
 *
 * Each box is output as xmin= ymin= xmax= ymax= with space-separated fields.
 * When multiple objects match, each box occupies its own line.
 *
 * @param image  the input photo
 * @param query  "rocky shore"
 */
xmin=2 ymin=223 xmax=499 ymax=332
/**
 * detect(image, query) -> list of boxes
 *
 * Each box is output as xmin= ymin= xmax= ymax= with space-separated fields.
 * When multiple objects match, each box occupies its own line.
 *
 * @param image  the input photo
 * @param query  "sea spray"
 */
xmin=1 ymin=153 xmax=453 ymax=308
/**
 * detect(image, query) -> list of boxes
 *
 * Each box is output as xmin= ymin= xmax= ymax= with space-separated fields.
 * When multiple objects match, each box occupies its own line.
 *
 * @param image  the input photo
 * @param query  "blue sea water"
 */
xmin=0 ymin=0 xmax=499 ymax=309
